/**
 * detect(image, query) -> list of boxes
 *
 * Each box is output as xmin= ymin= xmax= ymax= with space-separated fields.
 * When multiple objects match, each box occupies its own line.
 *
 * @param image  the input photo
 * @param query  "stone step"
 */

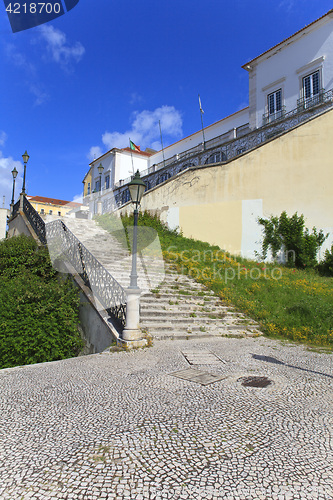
xmin=52 ymin=216 xmax=263 ymax=341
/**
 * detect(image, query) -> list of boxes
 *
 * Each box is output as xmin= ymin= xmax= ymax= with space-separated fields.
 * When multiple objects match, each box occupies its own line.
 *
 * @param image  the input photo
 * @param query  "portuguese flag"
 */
xmin=129 ymin=139 xmax=140 ymax=152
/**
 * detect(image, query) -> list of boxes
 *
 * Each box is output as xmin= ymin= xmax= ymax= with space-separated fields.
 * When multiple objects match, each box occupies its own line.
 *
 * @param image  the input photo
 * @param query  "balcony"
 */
xmin=262 ymin=106 xmax=286 ymax=126
xmin=297 ymin=89 xmax=325 ymax=111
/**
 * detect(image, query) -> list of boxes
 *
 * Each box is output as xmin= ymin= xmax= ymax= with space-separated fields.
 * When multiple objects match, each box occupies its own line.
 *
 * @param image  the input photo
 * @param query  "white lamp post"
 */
xmin=120 ymin=170 xmax=147 ymax=348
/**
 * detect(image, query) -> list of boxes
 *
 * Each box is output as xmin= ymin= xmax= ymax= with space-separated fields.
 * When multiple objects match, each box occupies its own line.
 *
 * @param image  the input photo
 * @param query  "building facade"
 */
xmin=27 ymin=196 xmax=82 ymax=217
xmin=243 ymin=9 xmax=333 ymax=129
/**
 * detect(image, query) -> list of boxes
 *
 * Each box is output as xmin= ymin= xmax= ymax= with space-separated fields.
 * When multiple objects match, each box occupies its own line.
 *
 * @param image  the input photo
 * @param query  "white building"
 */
xmin=243 ymin=9 xmax=333 ymax=129
xmin=83 ymin=146 xmax=154 ymax=214
xmin=83 ymin=9 xmax=333 ymax=216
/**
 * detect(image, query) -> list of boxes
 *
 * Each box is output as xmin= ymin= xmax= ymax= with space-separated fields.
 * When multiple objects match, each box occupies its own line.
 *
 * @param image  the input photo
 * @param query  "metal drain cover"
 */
xmin=170 ymin=368 xmax=227 ymax=386
xmin=238 ymin=376 xmax=272 ymax=388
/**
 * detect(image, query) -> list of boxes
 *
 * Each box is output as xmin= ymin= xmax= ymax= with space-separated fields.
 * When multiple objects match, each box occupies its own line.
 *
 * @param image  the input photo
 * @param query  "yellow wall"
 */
xmin=30 ymin=201 xmax=74 ymax=217
xmin=83 ymin=168 xmax=93 ymax=197
xmin=120 ymin=109 xmax=333 ymax=257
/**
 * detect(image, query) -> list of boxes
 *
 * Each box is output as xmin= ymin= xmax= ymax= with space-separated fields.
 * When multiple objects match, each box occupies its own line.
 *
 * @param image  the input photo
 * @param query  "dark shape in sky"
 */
xmin=63 ymin=0 xmax=79 ymax=12
xmin=3 ymin=0 xmax=80 ymax=33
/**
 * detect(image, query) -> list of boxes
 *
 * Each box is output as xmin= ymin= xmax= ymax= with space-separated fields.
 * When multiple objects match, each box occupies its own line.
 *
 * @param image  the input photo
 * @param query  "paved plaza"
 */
xmin=0 ymin=337 xmax=332 ymax=500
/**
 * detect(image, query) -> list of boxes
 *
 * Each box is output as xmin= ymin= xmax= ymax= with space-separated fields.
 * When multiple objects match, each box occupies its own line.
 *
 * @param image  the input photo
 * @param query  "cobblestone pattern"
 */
xmin=0 ymin=337 xmax=332 ymax=499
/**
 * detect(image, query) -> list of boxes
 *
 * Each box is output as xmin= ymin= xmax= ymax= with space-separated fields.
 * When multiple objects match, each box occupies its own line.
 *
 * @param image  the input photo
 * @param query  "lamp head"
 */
xmin=97 ymin=163 xmax=104 ymax=175
xmin=128 ymin=170 xmax=146 ymax=207
xmin=22 ymin=151 xmax=29 ymax=164
xmin=11 ymin=167 xmax=18 ymax=179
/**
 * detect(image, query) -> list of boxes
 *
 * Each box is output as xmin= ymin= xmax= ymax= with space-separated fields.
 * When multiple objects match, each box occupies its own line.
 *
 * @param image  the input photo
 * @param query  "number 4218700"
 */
xmin=6 ymin=3 xmax=61 ymax=14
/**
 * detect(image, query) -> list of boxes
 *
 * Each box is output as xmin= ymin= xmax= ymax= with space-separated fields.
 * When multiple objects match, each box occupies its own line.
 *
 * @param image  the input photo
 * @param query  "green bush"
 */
xmin=317 ymin=244 xmax=333 ymax=277
xmin=0 ymin=235 xmax=82 ymax=369
xmin=258 ymin=211 xmax=327 ymax=268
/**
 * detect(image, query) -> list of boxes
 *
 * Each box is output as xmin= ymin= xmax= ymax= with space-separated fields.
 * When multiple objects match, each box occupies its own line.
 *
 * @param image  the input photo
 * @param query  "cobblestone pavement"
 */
xmin=0 ymin=337 xmax=332 ymax=500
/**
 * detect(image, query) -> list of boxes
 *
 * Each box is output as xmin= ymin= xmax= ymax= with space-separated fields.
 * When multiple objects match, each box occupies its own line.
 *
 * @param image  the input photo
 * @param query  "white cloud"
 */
xmin=72 ymin=193 xmax=83 ymax=204
xmin=29 ymin=84 xmax=49 ymax=106
xmin=5 ymin=43 xmax=36 ymax=75
xmin=4 ymin=44 xmax=48 ymax=106
xmin=278 ymin=0 xmax=295 ymax=12
xmin=87 ymin=146 xmax=103 ymax=161
xmin=0 ymin=131 xmax=7 ymax=147
xmin=91 ymin=106 xmax=183 ymax=156
xmin=39 ymin=25 xmax=85 ymax=67
xmin=129 ymin=92 xmax=143 ymax=105
xmin=0 ymin=149 xmax=23 ymax=209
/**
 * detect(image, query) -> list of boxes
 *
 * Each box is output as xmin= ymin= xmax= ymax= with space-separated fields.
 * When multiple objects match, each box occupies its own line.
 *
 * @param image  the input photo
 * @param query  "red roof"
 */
xmin=242 ymin=9 xmax=333 ymax=68
xmin=27 ymin=196 xmax=82 ymax=207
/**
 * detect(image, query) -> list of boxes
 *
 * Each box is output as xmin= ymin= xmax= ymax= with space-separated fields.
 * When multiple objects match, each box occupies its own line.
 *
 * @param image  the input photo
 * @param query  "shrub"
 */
xmin=0 ymin=236 xmax=82 ymax=369
xmin=317 ymin=244 xmax=333 ymax=277
xmin=258 ymin=211 xmax=328 ymax=268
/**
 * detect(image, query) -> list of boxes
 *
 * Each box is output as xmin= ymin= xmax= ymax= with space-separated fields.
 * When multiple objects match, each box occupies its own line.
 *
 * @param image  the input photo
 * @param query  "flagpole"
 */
xmin=159 ymin=120 xmax=166 ymax=169
xmin=129 ymin=138 xmax=135 ymax=175
xmin=198 ymin=94 xmax=206 ymax=150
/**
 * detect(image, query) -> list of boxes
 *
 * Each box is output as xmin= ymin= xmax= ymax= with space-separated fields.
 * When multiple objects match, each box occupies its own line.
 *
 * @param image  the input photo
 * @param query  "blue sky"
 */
xmin=1 ymin=0 xmax=332 ymax=206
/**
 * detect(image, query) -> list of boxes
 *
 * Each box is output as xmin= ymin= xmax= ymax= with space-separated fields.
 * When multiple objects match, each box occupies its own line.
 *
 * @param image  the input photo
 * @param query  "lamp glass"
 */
xmin=128 ymin=171 xmax=146 ymax=205
xmin=97 ymin=163 xmax=104 ymax=174
xmin=22 ymin=151 xmax=29 ymax=163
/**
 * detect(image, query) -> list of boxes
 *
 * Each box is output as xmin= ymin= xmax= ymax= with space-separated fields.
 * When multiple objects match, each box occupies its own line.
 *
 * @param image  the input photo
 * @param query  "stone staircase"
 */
xmin=53 ymin=216 xmax=262 ymax=340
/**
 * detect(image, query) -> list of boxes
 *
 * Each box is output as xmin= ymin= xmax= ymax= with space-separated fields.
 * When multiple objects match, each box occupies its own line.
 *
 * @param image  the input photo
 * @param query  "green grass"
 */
xmin=96 ymin=212 xmax=333 ymax=348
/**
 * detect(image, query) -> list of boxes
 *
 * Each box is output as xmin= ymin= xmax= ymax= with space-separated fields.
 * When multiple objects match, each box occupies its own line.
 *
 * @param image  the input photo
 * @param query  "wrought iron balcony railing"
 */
xmin=262 ymin=106 xmax=286 ymax=126
xmin=297 ymin=89 xmax=325 ymax=111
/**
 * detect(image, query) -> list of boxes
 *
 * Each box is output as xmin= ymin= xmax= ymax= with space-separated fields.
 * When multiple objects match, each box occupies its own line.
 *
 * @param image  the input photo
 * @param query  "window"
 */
xmin=303 ymin=70 xmax=320 ymax=99
xmin=87 ymin=182 xmax=91 ymax=195
xmin=121 ymin=189 xmax=131 ymax=204
xmin=58 ymin=211 xmax=61 ymax=216
xmin=105 ymin=175 xmax=110 ymax=190
xmin=40 ymin=208 xmax=44 ymax=214
xmin=268 ymin=89 xmax=282 ymax=115
xmin=95 ymin=180 xmax=101 ymax=192
xmin=49 ymin=210 xmax=53 ymax=215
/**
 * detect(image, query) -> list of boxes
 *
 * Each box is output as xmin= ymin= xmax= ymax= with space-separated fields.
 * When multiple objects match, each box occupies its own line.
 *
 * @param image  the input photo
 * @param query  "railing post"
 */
xmin=19 ymin=192 xmax=25 ymax=211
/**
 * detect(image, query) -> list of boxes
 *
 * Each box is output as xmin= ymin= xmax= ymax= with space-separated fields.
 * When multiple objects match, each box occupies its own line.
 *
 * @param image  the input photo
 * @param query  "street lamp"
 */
xmin=128 ymin=170 xmax=146 ymax=288
xmin=21 ymin=150 xmax=29 ymax=194
xmin=10 ymin=167 xmax=18 ymax=210
xmin=120 ymin=169 xmax=147 ymax=348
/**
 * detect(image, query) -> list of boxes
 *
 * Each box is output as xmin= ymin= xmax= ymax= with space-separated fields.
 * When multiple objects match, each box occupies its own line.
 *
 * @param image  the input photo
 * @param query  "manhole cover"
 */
xmin=238 ymin=376 xmax=272 ymax=388
xmin=170 ymin=368 xmax=227 ymax=386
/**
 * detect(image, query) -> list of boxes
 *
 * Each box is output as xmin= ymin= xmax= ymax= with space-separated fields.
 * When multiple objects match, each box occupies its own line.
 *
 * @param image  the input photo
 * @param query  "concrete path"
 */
xmin=0 ymin=337 xmax=332 ymax=499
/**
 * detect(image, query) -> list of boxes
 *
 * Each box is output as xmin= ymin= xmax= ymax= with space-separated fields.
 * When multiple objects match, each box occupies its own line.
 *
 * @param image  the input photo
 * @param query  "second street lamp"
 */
xmin=21 ymin=150 xmax=29 ymax=194
xmin=10 ymin=166 xmax=18 ymax=212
